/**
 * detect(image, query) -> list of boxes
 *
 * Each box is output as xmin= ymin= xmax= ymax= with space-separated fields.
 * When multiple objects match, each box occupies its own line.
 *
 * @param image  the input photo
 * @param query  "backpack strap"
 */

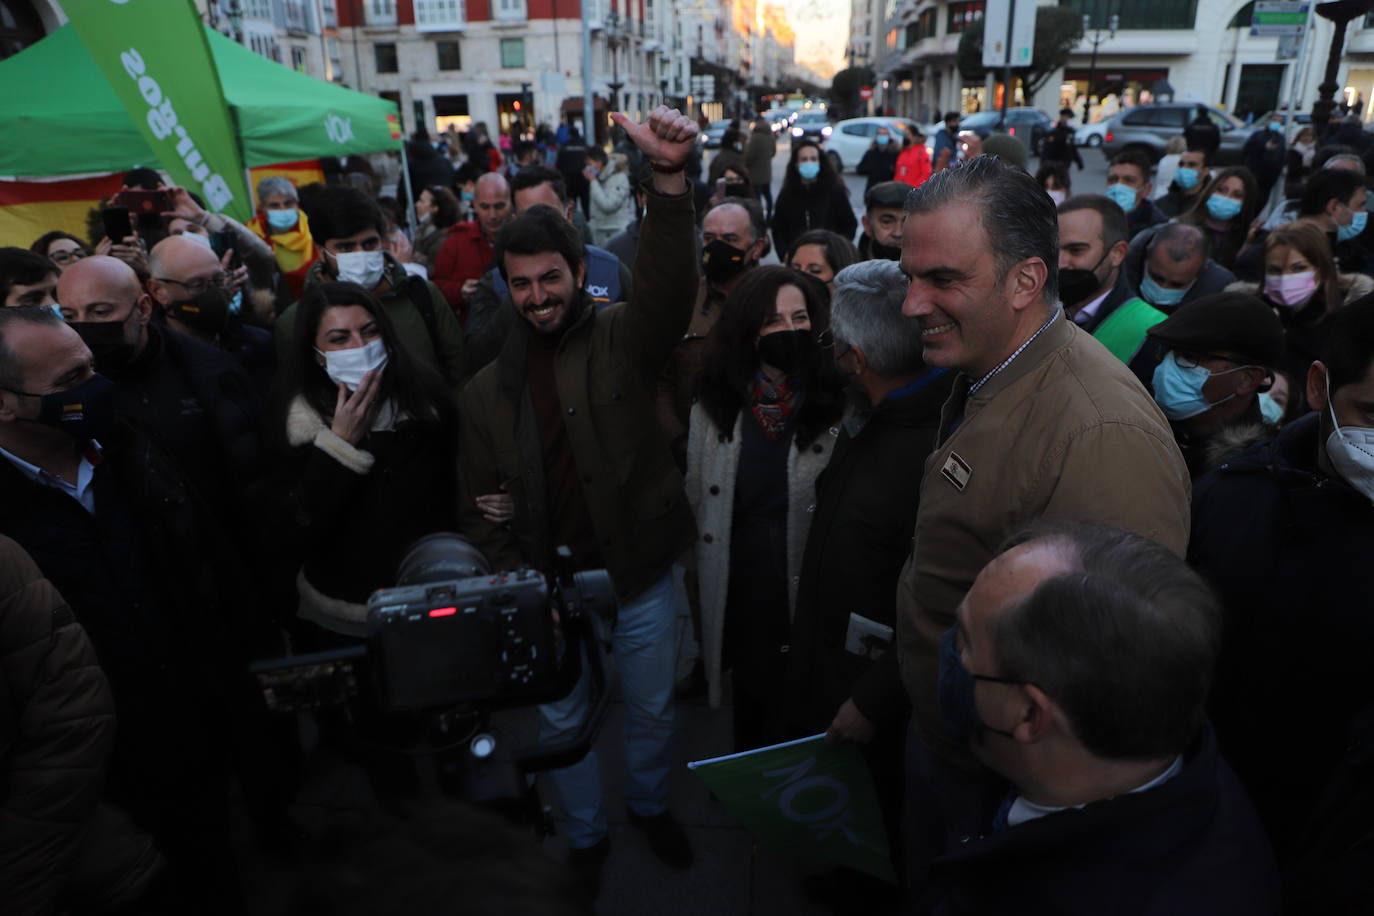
xmin=406 ymin=275 xmax=441 ymax=351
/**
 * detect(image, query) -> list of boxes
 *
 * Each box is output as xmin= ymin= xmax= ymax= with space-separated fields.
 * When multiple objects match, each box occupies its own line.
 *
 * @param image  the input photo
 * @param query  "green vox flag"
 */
xmin=688 ymin=734 xmax=897 ymax=883
xmin=65 ymin=0 xmax=250 ymax=221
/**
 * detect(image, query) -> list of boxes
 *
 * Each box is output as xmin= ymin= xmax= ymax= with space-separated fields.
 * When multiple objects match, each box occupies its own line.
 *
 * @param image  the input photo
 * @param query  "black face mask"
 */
xmin=869 ymin=239 xmax=902 ymax=261
xmin=757 ymin=329 xmax=813 ymax=376
xmin=8 ymin=372 xmax=116 ymax=444
xmin=70 ymin=319 xmax=139 ymax=376
xmin=702 ymin=239 xmax=752 ymax=285
xmin=1056 ymin=250 xmax=1112 ymax=309
xmin=724 ymin=181 xmax=751 ymax=198
xmin=166 ymin=287 xmax=231 ymax=336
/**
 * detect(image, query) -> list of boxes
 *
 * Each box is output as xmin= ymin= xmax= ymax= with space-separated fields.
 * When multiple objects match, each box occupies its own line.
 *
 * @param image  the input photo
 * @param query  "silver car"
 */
xmin=1100 ymin=104 xmax=1256 ymax=166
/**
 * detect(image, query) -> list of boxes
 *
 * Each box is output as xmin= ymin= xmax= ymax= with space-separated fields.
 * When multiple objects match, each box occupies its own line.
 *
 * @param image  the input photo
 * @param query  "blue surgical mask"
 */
xmin=798 ymin=161 xmax=821 ymax=181
xmin=876 ymin=135 xmax=891 ymax=146
xmin=1259 ymin=391 xmax=1284 ymax=425
xmin=1206 ymin=193 xmax=1242 ymax=221
xmin=1269 ymin=121 xmax=1283 ymax=133
xmin=1105 ymin=182 xmax=1139 ymax=214
xmin=1152 ymin=351 xmax=1245 ymax=421
xmin=1139 ymin=270 xmax=1189 ymax=309
xmin=266 ymin=207 xmax=299 ymax=231
xmin=460 ymin=189 xmax=474 ymax=202
xmin=1174 ymin=167 xmax=1200 ymax=190
xmin=1338 ymin=209 xmax=1368 ymax=242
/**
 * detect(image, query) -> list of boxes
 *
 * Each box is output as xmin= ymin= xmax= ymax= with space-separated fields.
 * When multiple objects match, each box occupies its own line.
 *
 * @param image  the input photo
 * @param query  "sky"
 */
xmin=786 ymin=0 xmax=848 ymax=80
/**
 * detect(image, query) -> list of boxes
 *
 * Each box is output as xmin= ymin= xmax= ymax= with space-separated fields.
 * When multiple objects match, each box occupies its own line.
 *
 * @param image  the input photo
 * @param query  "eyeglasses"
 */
xmin=1174 ymin=351 xmax=1239 ymax=370
xmin=50 ymin=249 xmax=88 ymax=265
xmin=155 ymin=273 xmax=229 ymax=296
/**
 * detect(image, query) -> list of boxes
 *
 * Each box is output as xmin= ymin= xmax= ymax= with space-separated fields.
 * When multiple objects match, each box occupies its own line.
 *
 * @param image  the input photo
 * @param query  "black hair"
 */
xmin=512 ymin=140 xmax=538 ymax=162
xmin=0 ymin=247 xmax=58 ymax=299
xmin=696 ymin=265 xmax=845 ymax=450
xmin=995 ymin=521 xmax=1222 ymax=761
xmin=307 ymin=187 xmax=387 ymax=247
xmin=493 ymin=204 xmax=584 ymax=281
xmin=786 ymin=229 xmax=858 ymax=277
xmin=281 ymin=282 xmax=455 ymax=438
xmin=510 ymin=166 xmax=568 ymax=206
xmin=1035 ymin=162 xmax=1071 ymax=195
xmin=1108 ymin=149 xmax=1154 ymax=181
xmin=30 ymin=231 xmax=90 ymax=258
xmin=943 ymin=110 xmax=961 ymax=122
xmin=423 ymin=185 xmax=462 ymax=229
xmin=1324 ymin=292 xmax=1374 ymax=391
xmin=1298 ymin=168 xmax=1367 ymax=217
xmin=906 ymin=155 xmax=1059 ymax=305
xmin=781 ymin=139 xmax=841 ymax=197
xmin=453 ymin=162 xmax=486 ymax=187
xmin=1183 ymin=146 xmax=1210 ymax=166
xmin=1179 ymin=166 xmax=1260 ymax=235
xmin=585 ymin=147 xmax=608 ymax=165
xmin=122 ymin=167 xmax=161 ymax=190
xmin=1058 ymin=194 xmax=1130 ymax=250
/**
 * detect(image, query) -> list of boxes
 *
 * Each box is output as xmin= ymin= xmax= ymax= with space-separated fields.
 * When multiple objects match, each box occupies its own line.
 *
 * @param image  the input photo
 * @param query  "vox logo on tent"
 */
xmin=326 ymin=115 xmax=354 ymax=144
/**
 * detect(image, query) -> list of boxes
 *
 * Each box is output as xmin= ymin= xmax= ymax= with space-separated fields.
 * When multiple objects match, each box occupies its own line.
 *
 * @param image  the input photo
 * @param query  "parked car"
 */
xmin=958 ymin=108 xmax=1053 ymax=154
xmin=1075 ymin=120 xmax=1110 ymax=147
xmin=1100 ymin=103 xmax=1256 ymax=165
xmin=700 ymin=119 xmax=732 ymax=149
xmin=826 ymin=116 xmax=920 ymax=171
xmin=790 ymin=110 xmax=833 ymax=142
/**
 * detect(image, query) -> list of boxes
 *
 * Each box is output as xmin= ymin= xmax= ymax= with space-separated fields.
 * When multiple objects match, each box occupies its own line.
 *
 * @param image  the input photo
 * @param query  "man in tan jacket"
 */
xmin=893 ymin=155 xmax=1191 ymax=880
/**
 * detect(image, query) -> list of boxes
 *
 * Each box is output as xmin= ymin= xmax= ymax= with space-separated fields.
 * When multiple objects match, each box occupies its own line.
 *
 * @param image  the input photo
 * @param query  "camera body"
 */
xmin=368 ymin=567 xmax=558 ymax=712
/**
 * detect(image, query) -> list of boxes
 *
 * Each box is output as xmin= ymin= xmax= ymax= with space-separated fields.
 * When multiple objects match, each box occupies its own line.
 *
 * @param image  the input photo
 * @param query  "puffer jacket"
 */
xmin=0 ymin=536 xmax=161 ymax=915
xmin=588 ymin=160 xmax=633 ymax=245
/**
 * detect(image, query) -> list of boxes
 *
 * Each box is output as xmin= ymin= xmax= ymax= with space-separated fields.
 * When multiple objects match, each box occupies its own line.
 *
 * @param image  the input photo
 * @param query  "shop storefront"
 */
xmin=1061 ymin=68 xmax=1170 ymax=123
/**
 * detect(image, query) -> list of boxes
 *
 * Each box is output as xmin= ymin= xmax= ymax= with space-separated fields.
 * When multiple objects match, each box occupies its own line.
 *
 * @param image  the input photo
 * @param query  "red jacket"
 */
xmin=894 ymin=143 xmax=932 ymax=188
xmin=432 ymin=221 xmax=495 ymax=324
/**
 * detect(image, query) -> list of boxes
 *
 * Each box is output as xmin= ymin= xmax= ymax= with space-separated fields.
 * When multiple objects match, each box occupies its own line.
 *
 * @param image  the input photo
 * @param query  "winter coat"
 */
xmin=685 ymin=404 xmax=839 ymax=710
xmin=770 ymin=181 xmax=858 ymax=259
xmin=283 ymin=397 xmax=457 ymax=636
xmin=588 ymin=162 xmax=632 ymax=245
xmin=432 ymin=220 xmax=496 ymax=320
xmin=1225 ymin=274 xmax=1374 ymax=380
xmin=277 ymin=256 xmax=467 ymax=390
xmin=782 ymin=371 xmax=955 ymax=736
xmin=856 ymin=146 xmax=898 ymax=191
xmin=1124 ymin=223 xmax=1237 ymax=313
xmin=744 ymin=125 xmax=777 ymax=186
xmin=457 ymin=183 xmax=699 ymax=605
xmin=894 ymin=143 xmax=931 ymax=187
xmin=921 ymin=725 xmax=1280 ymax=916
xmin=405 ymin=138 xmax=456 ymax=204
xmin=0 ymin=535 xmax=161 ymax=915
xmin=896 ymin=314 xmax=1192 ymax=769
xmin=1191 ymin=412 xmax=1374 ymax=857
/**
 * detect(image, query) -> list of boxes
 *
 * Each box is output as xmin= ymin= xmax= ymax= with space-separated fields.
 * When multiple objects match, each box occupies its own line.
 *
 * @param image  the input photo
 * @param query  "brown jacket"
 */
xmin=897 ymin=313 xmax=1191 ymax=767
xmin=457 ymin=183 xmax=698 ymax=604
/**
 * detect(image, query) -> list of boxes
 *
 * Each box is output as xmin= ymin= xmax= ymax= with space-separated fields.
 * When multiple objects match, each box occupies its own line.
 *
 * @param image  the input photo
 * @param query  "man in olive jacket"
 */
xmin=894 ymin=156 xmax=1191 ymax=885
xmin=457 ymin=108 xmax=700 ymax=883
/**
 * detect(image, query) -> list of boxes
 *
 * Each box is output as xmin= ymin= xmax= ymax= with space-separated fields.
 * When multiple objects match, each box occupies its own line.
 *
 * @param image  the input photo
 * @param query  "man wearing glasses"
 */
xmin=1144 ymin=291 xmax=1285 ymax=478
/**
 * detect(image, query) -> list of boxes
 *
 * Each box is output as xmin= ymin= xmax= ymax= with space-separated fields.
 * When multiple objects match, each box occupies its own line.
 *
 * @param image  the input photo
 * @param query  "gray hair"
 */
xmin=905 ymin=155 xmax=1058 ymax=305
xmin=1322 ymin=153 xmax=1366 ymax=176
xmin=830 ymin=260 xmax=925 ymax=377
xmin=1146 ymin=222 xmax=1209 ymax=263
xmin=256 ymin=176 xmax=299 ymax=202
xmin=0 ymin=305 xmax=65 ymax=392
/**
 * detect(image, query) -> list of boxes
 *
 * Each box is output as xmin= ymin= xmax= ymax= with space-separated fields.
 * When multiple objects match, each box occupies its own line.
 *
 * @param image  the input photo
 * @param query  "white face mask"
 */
xmin=315 ymin=337 xmax=389 ymax=392
xmin=1046 ymin=189 xmax=1067 ymax=206
xmin=329 ymin=249 xmax=386 ymax=289
xmin=181 ymin=230 xmax=214 ymax=250
xmin=1326 ymin=376 xmax=1374 ymax=504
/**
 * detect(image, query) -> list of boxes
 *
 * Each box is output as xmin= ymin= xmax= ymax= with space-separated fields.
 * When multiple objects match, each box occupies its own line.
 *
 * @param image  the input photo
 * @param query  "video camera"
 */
xmin=251 ymin=535 xmax=618 ymax=806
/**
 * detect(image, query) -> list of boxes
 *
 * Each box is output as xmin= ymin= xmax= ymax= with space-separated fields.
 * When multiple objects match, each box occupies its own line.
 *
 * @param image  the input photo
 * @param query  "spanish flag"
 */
xmin=0 ymin=174 xmax=125 ymax=247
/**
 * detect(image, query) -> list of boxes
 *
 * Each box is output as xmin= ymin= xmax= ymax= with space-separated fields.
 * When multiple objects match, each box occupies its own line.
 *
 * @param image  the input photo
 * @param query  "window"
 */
xmin=1058 ymin=0 xmax=1196 ymax=30
xmin=436 ymin=40 xmax=461 ymax=70
xmin=368 ymin=0 xmax=397 ymax=25
xmin=916 ymin=7 xmax=938 ymax=41
xmin=947 ymin=1 xmax=984 ymax=33
xmin=375 ymin=43 xmax=398 ymax=73
xmin=243 ymin=0 xmax=273 ymax=20
xmin=494 ymin=0 xmax=528 ymax=20
xmin=291 ymin=46 xmax=308 ymax=72
xmin=284 ymin=1 xmax=311 ymax=31
xmin=841 ymin=122 xmax=876 ymax=137
xmin=500 ymin=38 xmax=525 ymax=68
xmin=416 ymin=0 xmax=466 ymax=30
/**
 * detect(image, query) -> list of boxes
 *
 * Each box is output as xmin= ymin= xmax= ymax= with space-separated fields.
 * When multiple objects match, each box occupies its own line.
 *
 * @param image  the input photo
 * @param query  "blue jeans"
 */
xmin=540 ymin=569 xmax=678 ymax=848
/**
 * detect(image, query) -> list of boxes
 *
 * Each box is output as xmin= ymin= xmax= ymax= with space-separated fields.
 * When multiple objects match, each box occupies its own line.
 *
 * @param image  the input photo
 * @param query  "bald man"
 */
xmin=432 ymin=171 xmax=513 ymax=318
xmin=56 ymin=253 xmax=265 ymax=523
xmin=147 ymin=235 xmax=273 ymax=397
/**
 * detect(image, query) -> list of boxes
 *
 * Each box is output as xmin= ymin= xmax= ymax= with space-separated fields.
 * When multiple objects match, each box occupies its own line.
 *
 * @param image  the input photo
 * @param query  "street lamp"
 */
xmin=1081 ymin=9 xmax=1118 ymax=127
xmin=605 ymin=9 xmax=625 ymax=116
xmin=224 ymin=1 xmax=245 ymax=45
xmin=1312 ymin=0 xmax=1374 ymax=138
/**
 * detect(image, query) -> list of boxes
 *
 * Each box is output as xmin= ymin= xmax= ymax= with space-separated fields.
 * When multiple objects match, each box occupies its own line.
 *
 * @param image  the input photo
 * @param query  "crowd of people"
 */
xmin=0 ymin=99 xmax=1371 ymax=916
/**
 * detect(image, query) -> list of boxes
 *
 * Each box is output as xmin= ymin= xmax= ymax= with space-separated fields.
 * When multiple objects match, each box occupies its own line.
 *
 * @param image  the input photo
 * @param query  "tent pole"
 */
xmin=399 ymin=143 xmax=418 ymax=239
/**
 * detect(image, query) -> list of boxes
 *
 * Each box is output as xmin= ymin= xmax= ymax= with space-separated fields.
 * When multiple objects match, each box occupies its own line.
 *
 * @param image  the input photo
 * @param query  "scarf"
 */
xmin=248 ymin=209 xmax=316 ymax=298
xmin=749 ymin=372 xmax=799 ymax=440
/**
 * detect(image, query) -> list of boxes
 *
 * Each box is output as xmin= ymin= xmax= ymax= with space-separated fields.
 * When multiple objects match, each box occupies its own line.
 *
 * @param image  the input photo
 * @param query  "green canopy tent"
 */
xmin=0 ymin=23 xmax=402 ymax=182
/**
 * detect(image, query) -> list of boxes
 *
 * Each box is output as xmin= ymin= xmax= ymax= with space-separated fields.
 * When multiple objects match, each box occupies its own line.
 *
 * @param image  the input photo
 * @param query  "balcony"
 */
xmin=415 ymin=0 xmax=466 ymax=30
xmin=366 ymin=0 xmax=397 ymax=27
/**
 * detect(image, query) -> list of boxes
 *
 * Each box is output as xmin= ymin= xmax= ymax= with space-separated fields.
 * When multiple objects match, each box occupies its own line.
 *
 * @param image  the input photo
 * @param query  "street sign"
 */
xmin=982 ymin=0 xmax=1036 ymax=69
xmin=859 ymin=86 xmax=873 ymax=100
xmin=1277 ymin=33 xmax=1302 ymax=59
xmin=1251 ymin=1 xmax=1309 ymax=37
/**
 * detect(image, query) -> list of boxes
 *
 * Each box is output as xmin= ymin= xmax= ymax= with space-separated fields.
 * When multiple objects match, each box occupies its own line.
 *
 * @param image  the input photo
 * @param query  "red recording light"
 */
xmin=428 ymin=607 xmax=458 ymax=617
xmin=513 ymin=100 xmax=522 ymax=111
xmin=1008 ymin=127 xmax=1016 ymax=135
xmin=1105 ymin=132 xmax=1113 ymax=142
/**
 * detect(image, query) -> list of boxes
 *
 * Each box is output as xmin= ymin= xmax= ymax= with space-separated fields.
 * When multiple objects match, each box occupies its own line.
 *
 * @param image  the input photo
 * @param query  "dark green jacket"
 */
xmin=274 ymin=255 xmax=466 ymax=390
xmin=457 ymin=184 xmax=698 ymax=604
